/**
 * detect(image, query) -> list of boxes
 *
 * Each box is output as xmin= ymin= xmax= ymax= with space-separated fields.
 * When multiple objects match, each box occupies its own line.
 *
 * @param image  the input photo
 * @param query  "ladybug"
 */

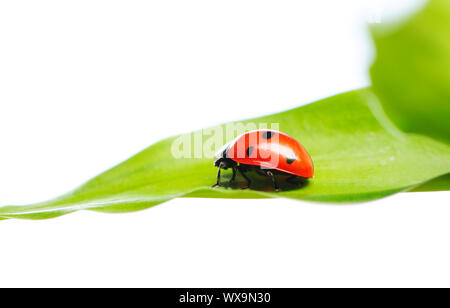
xmin=213 ymin=129 xmax=313 ymax=191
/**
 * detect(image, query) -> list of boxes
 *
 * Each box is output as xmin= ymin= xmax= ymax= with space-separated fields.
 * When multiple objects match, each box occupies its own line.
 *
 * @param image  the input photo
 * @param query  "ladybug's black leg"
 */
xmin=265 ymin=170 xmax=280 ymax=191
xmin=237 ymin=166 xmax=251 ymax=189
xmin=230 ymin=166 xmax=237 ymax=183
xmin=212 ymin=162 xmax=224 ymax=188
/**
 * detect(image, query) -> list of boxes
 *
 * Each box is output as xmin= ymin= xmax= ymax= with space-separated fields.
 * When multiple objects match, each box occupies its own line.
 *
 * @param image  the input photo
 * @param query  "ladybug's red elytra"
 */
xmin=213 ymin=129 xmax=313 ymax=191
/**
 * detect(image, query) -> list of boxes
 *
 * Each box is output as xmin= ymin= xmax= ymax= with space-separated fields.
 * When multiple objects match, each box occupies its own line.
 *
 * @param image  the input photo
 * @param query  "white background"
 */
xmin=1 ymin=0 xmax=449 ymax=288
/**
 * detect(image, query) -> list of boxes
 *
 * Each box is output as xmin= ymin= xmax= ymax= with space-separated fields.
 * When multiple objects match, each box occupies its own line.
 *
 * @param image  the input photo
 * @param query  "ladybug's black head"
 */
xmin=214 ymin=147 xmax=226 ymax=164
xmin=214 ymin=157 xmax=223 ymax=167
xmin=214 ymin=144 xmax=236 ymax=169
xmin=214 ymin=142 xmax=229 ymax=166
xmin=214 ymin=157 xmax=237 ymax=169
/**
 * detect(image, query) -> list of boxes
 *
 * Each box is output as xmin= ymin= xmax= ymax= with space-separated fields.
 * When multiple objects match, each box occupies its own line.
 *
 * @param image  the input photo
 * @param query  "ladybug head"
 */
xmin=214 ymin=142 xmax=237 ymax=169
xmin=214 ymin=141 xmax=231 ymax=165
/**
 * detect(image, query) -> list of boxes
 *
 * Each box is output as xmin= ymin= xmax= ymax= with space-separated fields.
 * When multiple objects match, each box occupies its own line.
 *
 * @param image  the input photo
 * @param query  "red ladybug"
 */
xmin=213 ymin=129 xmax=313 ymax=191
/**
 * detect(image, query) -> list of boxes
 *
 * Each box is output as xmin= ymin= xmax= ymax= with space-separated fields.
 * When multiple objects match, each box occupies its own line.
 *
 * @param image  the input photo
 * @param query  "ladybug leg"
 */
xmin=265 ymin=170 xmax=280 ymax=192
xmin=212 ymin=162 xmax=224 ymax=188
xmin=237 ymin=166 xmax=251 ymax=189
xmin=230 ymin=166 xmax=237 ymax=183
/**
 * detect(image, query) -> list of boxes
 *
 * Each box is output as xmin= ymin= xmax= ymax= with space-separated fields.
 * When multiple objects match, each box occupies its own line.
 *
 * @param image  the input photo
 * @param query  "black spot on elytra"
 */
xmin=262 ymin=131 xmax=275 ymax=139
xmin=246 ymin=146 xmax=254 ymax=157
xmin=286 ymin=157 xmax=296 ymax=164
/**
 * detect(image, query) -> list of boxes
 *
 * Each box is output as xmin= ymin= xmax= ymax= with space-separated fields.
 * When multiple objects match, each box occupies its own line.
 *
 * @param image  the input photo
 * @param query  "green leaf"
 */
xmin=370 ymin=0 xmax=450 ymax=143
xmin=411 ymin=173 xmax=450 ymax=192
xmin=1 ymin=88 xmax=449 ymax=219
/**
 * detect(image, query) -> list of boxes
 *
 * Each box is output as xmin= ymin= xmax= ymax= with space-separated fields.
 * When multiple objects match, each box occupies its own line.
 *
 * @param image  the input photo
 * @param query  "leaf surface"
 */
xmin=1 ymin=89 xmax=449 ymax=219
